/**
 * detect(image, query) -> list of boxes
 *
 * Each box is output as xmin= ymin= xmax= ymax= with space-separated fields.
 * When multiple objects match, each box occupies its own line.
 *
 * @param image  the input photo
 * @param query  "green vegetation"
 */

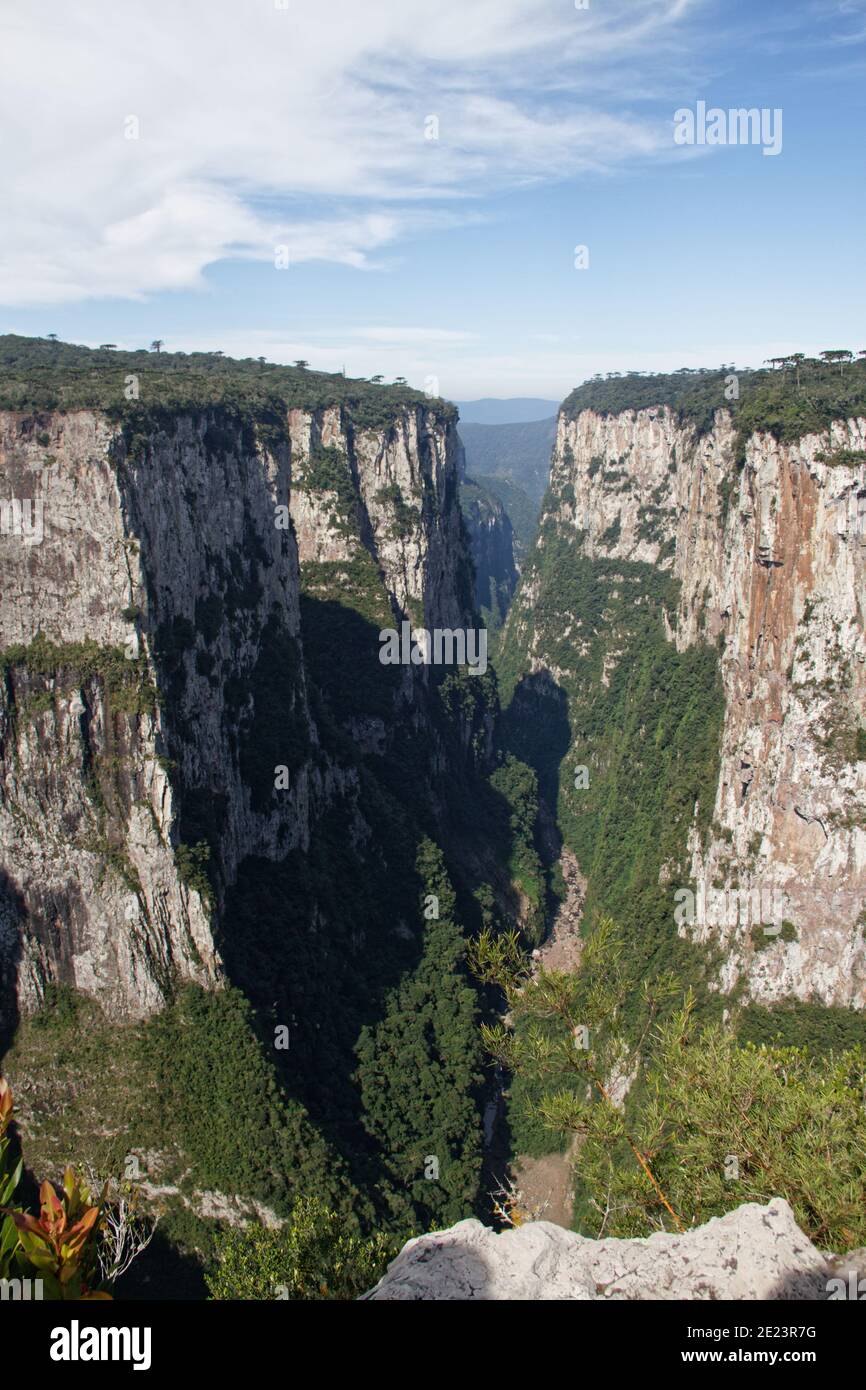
xmin=815 ymin=448 xmax=866 ymax=468
xmin=375 ymin=481 xmax=416 ymax=540
xmin=141 ymin=985 xmax=355 ymax=1217
xmin=459 ymin=475 xmax=518 ymax=630
xmin=0 ymin=334 xmax=456 ymax=431
xmin=562 ymin=356 xmax=866 ymax=462
xmin=739 ymin=999 xmax=866 ymax=1054
xmin=0 ymin=633 xmax=157 ymax=717
xmin=207 ymin=1198 xmax=398 ymax=1300
xmin=499 ymin=525 xmax=724 ymax=1045
xmin=297 ymin=445 xmax=359 ymax=536
xmin=472 ymin=921 xmax=866 ymax=1249
xmin=354 ymin=841 xmax=484 ymax=1229
xmin=751 ymin=919 xmax=797 ymax=952
xmin=5 ymin=984 xmax=353 ymax=1224
xmin=487 ymin=756 xmax=545 ymax=945
xmin=458 ymin=416 xmax=557 ymax=505
xmin=474 ymin=474 xmax=540 ymax=560
xmin=174 ymin=841 xmax=214 ymax=904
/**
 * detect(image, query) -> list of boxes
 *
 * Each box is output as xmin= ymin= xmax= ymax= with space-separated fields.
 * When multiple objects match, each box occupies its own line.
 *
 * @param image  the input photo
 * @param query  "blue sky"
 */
xmin=1 ymin=0 xmax=864 ymax=397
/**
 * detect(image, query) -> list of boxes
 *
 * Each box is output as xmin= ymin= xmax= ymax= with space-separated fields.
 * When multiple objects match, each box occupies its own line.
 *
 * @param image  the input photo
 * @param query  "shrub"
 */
xmin=207 ymin=1198 xmax=397 ymax=1300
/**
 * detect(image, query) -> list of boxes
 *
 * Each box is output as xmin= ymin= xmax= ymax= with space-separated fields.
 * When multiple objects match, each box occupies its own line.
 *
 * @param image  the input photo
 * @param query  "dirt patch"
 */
xmin=512 ymin=1142 xmax=577 ymax=1229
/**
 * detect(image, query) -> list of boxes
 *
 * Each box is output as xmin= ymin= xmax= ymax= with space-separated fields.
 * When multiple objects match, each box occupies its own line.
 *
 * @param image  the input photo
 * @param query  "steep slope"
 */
xmin=500 ymin=362 xmax=866 ymax=1024
xmin=473 ymin=473 xmax=538 ymax=565
xmin=459 ymin=475 xmax=519 ymax=629
xmin=0 ymin=338 xmax=510 ymax=1262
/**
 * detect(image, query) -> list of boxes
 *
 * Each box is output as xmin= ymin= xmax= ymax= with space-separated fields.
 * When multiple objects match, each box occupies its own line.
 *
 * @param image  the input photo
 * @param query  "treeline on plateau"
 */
xmin=562 ymin=351 xmax=866 ymax=457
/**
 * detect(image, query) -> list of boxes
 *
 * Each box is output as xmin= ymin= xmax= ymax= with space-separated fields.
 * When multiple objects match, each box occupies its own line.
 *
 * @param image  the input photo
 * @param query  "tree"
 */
xmin=820 ymin=349 xmax=852 ymax=375
xmin=787 ymin=352 xmax=806 ymax=388
xmin=370 ymin=375 xmax=384 ymax=384
xmin=98 ymin=344 xmax=117 ymax=351
xmin=294 ymin=359 xmax=309 ymax=370
xmin=354 ymin=840 xmax=484 ymax=1229
xmin=150 ymin=339 xmax=164 ymax=353
xmin=469 ymin=921 xmax=866 ymax=1248
xmin=207 ymin=1197 xmax=396 ymax=1300
xmin=46 ymin=333 xmax=58 ymax=341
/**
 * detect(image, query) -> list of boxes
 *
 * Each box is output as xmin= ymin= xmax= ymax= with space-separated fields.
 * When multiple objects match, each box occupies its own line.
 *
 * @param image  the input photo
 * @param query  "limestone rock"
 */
xmin=516 ymin=402 xmax=866 ymax=1008
xmin=365 ymin=1200 xmax=842 ymax=1301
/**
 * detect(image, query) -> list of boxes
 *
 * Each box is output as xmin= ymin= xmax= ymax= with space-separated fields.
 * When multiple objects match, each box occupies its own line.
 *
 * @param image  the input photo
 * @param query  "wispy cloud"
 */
xmin=0 ymin=0 xmax=702 ymax=305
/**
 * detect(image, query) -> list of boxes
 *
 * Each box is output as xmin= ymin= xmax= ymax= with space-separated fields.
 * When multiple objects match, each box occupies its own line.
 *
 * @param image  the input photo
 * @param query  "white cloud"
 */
xmin=0 ymin=0 xmax=700 ymax=305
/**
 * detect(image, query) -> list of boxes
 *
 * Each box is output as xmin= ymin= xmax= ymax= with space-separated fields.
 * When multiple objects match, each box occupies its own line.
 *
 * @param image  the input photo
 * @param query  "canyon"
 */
xmin=0 ymin=338 xmax=864 ymax=1296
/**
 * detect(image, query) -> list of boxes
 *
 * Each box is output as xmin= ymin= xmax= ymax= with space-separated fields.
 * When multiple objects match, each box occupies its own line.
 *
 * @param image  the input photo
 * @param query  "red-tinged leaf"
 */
xmin=0 ymin=1078 xmax=12 ymax=1128
xmin=68 ymin=1206 xmax=99 ymax=1240
xmin=40 ymin=1181 xmax=64 ymax=1221
xmin=0 ymin=1209 xmax=46 ymax=1238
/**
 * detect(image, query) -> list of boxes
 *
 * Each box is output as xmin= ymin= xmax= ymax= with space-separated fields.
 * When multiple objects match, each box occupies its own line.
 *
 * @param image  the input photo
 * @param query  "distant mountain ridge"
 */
xmin=458 ymin=417 xmax=556 ymax=506
xmin=453 ymin=398 xmax=560 ymax=425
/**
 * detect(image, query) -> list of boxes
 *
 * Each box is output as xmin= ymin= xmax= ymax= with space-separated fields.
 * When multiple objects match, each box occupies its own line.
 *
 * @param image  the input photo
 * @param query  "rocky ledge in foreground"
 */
xmin=364 ymin=1201 xmax=865 ymax=1300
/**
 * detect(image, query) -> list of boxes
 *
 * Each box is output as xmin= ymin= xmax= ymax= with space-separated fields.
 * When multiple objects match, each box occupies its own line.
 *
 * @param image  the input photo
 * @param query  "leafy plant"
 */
xmin=207 ymin=1197 xmax=398 ymax=1301
xmin=0 ymin=1079 xmax=110 ymax=1297
xmin=1 ymin=1170 xmax=110 ymax=1299
xmin=0 ymin=1078 xmax=23 ymax=1279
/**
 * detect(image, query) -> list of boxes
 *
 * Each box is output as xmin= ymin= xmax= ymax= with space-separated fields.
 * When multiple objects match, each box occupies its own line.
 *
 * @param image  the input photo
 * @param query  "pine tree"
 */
xmin=354 ymin=839 xmax=484 ymax=1229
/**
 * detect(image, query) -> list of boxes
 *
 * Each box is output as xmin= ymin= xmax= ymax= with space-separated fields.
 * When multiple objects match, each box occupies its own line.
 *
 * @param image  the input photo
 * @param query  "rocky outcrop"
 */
xmin=533 ymin=403 xmax=866 ymax=1007
xmin=365 ymin=1200 xmax=857 ymax=1300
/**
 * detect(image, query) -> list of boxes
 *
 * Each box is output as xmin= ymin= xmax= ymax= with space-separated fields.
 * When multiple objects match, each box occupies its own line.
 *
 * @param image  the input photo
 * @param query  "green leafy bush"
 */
xmin=207 ymin=1198 xmax=397 ymax=1300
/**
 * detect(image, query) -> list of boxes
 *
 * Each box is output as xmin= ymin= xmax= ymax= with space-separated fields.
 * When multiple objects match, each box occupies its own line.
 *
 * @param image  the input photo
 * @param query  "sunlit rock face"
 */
xmin=527 ymin=402 xmax=866 ymax=1007
xmin=365 ymin=1200 xmax=856 ymax=1301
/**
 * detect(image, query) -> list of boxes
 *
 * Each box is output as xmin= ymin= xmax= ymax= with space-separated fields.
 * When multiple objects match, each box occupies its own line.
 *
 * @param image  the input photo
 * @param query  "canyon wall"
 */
xmin=0 ymin=394 xmax=469 ymax=1026
xmin=511 ymin=398 xmax=866 ymax=1007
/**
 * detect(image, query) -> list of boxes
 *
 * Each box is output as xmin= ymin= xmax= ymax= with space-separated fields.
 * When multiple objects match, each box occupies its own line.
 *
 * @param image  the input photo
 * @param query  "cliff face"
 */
xmin=512 ymin=399 xmax=866 ymax=1008
xmin=459 ymin=475 xmax=519 ymax=628
xmin=0 ymin=394 xmax=470 ymax=1027
xmin=288 ymin=403 xmax=469 ymax=629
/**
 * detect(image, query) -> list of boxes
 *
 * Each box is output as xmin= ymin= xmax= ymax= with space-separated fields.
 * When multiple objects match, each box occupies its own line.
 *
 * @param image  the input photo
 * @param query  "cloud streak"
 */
xmin=0 ymin=0 xmax=701 ymax=304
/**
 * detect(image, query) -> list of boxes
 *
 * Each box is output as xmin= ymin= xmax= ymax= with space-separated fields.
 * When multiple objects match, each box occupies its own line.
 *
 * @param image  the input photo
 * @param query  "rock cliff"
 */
xmin=502 ymin=370 xmax=866 ymax=1011
xmin=365 ymin=1199 xmax=864 ymax=1300
xmin=0 ymin=376 xmax=470 ymax=1027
